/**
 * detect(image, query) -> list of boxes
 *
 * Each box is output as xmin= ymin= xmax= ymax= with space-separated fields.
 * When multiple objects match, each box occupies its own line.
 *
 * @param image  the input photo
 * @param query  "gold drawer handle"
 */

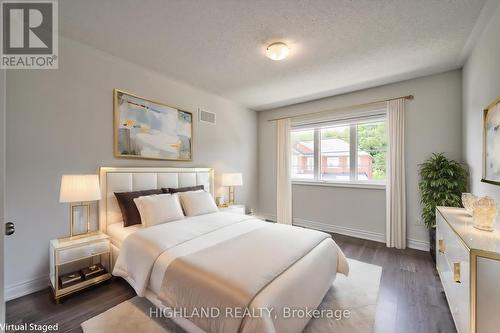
xmin=453 ymin=262 xmax=461 ymax=283
xmin=438 ymin=239 xmax=445 ymax=254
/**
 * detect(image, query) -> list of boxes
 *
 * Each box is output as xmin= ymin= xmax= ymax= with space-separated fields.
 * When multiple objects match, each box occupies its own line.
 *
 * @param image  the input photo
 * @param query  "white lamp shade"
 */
xmin=222 ymin=173 xmax=243 ymax=186
xmin=59 ymin=175 xmax=101 ymax=203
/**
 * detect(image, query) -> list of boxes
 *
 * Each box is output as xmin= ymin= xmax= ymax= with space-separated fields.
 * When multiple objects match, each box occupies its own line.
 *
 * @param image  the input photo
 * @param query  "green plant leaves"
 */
xmin=418 ymin=153 xmax=468 ymax=229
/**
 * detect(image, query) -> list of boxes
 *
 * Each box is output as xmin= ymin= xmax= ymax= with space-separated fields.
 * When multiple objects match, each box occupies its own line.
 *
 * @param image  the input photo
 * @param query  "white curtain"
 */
xmin=386 ymin=99 xmax=406 ymax=249
xmin=276 ymin=118 xmax=292 ymax=225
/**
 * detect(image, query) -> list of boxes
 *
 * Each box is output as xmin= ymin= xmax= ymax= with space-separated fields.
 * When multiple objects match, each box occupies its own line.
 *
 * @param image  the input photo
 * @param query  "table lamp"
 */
xmin=59 ymin=175 xmax=101 ymax=238
xmin=222 ymin=173 xmax=243 ymax=205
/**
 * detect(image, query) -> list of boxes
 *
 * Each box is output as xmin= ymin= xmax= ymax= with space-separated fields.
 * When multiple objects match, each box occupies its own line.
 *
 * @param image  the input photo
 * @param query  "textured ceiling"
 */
xmin=59 ymin=0 xmax=486 ymax=110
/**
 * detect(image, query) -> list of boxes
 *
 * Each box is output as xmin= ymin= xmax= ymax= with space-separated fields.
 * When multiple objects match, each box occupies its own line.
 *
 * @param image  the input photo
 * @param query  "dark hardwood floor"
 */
xmin=6 ymin=234 xmax=456 ymax=333
xmin=332 ymin=234 xmax=456 ymax=333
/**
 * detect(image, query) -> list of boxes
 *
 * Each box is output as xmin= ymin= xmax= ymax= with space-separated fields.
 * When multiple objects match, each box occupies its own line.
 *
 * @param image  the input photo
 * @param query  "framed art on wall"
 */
xmin=114 ymin=89 xmax=193 ymax=161
xmin=482 ymin=97 xmax=500 ymax=185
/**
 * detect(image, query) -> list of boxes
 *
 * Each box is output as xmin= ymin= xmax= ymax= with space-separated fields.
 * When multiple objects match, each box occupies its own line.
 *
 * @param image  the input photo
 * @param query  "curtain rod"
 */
xmin=266 ymin=94 xmax=414 ymax=122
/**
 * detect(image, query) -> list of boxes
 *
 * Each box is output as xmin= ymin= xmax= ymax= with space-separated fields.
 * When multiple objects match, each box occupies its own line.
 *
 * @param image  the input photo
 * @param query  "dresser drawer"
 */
xmin=57 ymin=240 xmax=110 ymax=265
xmin=436 ymin=224 xmax=451 ymax=281
xmin=436 ymin=212 xmax=470 ymax=333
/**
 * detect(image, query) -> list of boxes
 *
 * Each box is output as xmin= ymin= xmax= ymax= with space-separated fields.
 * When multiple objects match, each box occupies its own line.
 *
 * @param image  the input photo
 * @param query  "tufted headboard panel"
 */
xmin=98 ymin=167 xmax=214 ymax=232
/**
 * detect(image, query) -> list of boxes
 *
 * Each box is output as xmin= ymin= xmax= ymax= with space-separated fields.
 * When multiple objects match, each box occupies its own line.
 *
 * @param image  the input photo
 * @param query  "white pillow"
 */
xmin=179 ymin=191 xmax=219 ymax=217
xmin=134 ymin=193 xmax=184 ymax=227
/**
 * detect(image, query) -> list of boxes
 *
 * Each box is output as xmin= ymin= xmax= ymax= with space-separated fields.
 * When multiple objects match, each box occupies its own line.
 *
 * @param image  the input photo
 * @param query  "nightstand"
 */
xmin=218 ymin=204 xmax=246 ymax=215
xmin=49 ymin=232 xmax=111 ymax=303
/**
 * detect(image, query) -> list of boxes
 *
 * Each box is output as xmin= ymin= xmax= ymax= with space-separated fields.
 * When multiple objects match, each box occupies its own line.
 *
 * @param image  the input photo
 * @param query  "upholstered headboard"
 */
xmin=99 ymin=167 xmax=214 ymax=232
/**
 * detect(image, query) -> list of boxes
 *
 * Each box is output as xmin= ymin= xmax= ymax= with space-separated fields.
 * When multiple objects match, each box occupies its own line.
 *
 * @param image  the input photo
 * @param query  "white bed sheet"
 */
xmin=112 ymin=213 xmax=346 ymax=333
xmin=107 ymin=222 xmax=143 ymax=247
xmin=149 ymin=217 xmax=265 ymax=294
xmin=145 ymin=236 xmax=337 ymax=333
xmin=146 ymin=236 xmax=339 ymax=333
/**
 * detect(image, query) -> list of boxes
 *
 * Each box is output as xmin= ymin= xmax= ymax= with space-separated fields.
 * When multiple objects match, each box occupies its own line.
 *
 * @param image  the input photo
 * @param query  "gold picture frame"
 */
xmin=113 ymin=89 xmax=193 ymax=161
xmin=481 ymin=97 xmax=500 ymax=186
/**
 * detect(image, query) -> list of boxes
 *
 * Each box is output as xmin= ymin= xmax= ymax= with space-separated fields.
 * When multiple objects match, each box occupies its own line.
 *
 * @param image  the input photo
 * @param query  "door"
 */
xmin=0 ymin=68 xmax=6 ymax=323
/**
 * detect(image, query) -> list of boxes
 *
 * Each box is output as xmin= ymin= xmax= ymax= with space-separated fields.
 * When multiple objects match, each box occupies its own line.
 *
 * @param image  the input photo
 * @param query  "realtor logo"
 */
xmin=1 ymin=0 xmax=58 ymax=69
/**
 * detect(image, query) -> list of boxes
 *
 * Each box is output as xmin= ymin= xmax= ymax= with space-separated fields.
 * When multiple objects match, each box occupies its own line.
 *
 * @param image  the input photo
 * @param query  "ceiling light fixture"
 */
xmin=266 ymin=42 xmax=290 ymax=61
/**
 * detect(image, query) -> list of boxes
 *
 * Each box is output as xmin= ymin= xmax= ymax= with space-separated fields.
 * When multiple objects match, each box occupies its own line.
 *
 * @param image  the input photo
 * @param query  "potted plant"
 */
xmin=418 ymin=153 xmax=467 ymax=262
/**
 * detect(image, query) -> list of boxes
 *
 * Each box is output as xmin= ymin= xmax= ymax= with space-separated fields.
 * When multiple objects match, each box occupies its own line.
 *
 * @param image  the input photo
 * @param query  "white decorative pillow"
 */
xmin=179 ymin=191 xmax=219 ymax=217
xmin=133 ymin=193 xmax=184 ymax=227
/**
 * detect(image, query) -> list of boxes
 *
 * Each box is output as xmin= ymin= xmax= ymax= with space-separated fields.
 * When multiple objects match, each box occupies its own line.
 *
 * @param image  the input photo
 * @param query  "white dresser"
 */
xmin=436 ymin=207 xmax=500 ymax=333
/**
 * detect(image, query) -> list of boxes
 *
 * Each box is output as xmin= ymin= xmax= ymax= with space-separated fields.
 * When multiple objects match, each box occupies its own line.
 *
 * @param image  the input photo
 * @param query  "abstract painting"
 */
xmin=482 ymin=98 xmax=500 ymax=185
xmin=114 ymin=89 xmax=192 ymax=161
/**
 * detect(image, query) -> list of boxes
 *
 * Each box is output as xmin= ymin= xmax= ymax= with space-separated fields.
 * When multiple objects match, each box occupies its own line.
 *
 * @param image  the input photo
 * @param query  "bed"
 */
xmin=99 ymin=167 xmax=348 ymax=333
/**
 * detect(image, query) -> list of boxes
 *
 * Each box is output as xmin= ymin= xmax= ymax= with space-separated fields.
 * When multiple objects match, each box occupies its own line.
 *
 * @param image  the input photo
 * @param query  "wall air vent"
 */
xmin=199 ymin=109 xmax=216 ymax=125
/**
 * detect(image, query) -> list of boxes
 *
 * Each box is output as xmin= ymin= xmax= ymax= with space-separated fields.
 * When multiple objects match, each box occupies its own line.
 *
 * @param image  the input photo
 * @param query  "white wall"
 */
xmin=257 ymin=70 xmax=462 ymax=248
xmin=463 ymin=3 xmax=500 ymax=203
xmin=5 ymin=37 xmax=257 ymax=299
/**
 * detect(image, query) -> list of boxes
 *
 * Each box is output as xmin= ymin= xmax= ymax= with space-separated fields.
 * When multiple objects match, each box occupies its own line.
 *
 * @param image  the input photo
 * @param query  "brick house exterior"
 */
xmin=292 ymin=138 xmax=373 ymax=180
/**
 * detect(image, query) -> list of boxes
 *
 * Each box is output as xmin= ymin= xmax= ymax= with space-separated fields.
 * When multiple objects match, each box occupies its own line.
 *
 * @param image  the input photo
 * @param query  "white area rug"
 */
xmin=81 ymin=259 xmax=381 ymax=333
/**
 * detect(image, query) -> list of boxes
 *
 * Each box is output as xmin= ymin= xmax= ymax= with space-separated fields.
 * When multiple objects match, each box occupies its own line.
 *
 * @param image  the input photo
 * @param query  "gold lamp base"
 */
xmin=228 ymin=186 xmax=235 ymax=205
xmin=69 ymin=202 xmax=91 ymax=238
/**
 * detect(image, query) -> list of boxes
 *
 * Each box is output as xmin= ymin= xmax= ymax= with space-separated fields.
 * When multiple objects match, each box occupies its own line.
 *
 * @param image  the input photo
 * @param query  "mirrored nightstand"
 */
xmin=49 ymin=232 xmax=111 ymax=303
xmin=218 ymin=204 xmax=246 ymax=215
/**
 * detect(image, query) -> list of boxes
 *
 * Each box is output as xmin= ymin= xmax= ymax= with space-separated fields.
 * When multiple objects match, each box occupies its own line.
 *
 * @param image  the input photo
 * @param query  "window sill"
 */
xmin=291 ymin=180 xmax=386 ymax=190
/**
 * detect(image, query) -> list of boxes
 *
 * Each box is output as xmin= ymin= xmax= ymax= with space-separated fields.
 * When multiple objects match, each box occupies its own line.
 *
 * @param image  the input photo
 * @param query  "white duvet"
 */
xmin=113 ymin=212 xmax=349 ymax=333
xmin=113 ymin=212 xmax=255 ymax=296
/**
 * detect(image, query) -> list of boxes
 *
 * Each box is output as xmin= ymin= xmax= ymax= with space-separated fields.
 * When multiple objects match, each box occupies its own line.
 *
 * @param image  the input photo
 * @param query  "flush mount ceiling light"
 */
xmin=266 ymin=42 xmax=290 ymax=61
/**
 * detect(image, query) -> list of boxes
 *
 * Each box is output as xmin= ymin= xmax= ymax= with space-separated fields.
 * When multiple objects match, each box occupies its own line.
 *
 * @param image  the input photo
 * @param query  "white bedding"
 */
xmin=107 ymin=222 xmax=143 ymax=247
xmin=149 ymin=215 xmax=264 ymax=294
xmin=114 ymin=212 xmax=256 ymax=296
xmin=145 ymin=237 xmax=341 ymax=333
xmin=112 ymin=212 xmax=349 ymax=333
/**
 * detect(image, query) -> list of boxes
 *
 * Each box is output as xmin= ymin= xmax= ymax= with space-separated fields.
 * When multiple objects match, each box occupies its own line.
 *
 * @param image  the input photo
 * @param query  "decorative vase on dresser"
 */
xmin=436 ymin=206 xmax=500 ymax=333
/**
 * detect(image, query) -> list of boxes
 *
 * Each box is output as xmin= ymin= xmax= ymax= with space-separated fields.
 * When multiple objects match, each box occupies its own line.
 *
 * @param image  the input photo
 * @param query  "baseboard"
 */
xmin=255 ymin=213 xmax=277 ymax=223
xmin=5 ymin=275 xmax=48 ymax=301
xmin=293 ymin=218 xmax=386 ymax=243
xmin=407 ymin=238 xmax=430 ymax=252
xmin=256 ymin=213 xmax=430 ymax=251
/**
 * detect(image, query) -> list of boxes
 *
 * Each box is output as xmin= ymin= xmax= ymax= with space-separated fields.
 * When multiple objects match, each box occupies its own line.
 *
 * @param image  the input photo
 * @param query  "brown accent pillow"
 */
xmin=114 ymin=189 xmax=163 ymax=227
xmin=163 ymin=185 xmax=204 ymax=194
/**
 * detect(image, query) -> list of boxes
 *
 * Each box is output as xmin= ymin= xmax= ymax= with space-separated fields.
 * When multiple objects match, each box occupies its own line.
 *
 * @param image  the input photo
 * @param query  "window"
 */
xmin=357 ymin=121 xmax=386 ymax=181
xmin=306 ymin=157 xmax=314 ymax=168
xmin=326 ymin=157 xmax=339 ymax=167
xmin=290 ymin=116 xmax=387 ymax=185
xmin=320 ymin=125 xmax=350 ymax=181
xmin=291 ymin=129 xmax=314 ymax=179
